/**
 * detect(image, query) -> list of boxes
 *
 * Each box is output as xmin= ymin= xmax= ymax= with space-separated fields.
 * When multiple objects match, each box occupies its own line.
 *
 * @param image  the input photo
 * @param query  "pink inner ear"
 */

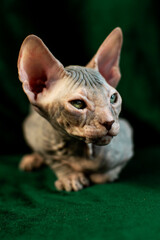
xmin=98 ymin=56 xmax=121 ymax=88
xmin=30 ymin=76 xmax=47 ymax=97
xmin=18 ymin=35 xmax=66 ymax=102
xmin=22 ymin=58 xmax=48 ymax=98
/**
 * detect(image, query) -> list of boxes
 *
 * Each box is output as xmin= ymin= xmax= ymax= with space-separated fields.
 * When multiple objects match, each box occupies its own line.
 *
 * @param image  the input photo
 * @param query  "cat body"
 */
xmin=18 ymin=28 xmax=134 ymax=191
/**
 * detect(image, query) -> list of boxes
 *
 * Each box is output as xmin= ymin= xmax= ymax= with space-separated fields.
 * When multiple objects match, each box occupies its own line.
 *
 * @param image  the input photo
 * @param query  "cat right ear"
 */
xmin=86 ymin=27 xmax=123 ymax=88
xmin=17 ymin=35 xmax=68 ymax=106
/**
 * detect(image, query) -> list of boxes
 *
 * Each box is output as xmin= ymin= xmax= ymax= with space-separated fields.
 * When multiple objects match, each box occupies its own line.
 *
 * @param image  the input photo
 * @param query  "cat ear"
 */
xmin=86 ymin=27 xmax=123 ymax=88
xmin=18 ymin=35 xmax=68 ymax=105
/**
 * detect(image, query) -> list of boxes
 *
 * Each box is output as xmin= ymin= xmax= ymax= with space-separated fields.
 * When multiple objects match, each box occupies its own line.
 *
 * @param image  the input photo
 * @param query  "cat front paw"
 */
xmin=19 ymin=153 xmax=44 ymax=171
xmin=55 ymin=172 xmax=89 ymax=192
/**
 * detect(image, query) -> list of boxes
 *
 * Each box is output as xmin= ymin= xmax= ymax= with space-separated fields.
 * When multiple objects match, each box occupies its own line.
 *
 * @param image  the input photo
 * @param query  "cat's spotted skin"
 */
xmin=18 ymin=28 xmax=134 ymax=191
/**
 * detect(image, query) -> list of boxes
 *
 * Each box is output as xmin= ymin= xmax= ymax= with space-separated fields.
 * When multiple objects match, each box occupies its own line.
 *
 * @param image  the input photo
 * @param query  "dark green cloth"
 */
xmin=0 ymin=0 xmax=160 ymax=239
xmin=1 ymin=147 xmax=160 ymax=240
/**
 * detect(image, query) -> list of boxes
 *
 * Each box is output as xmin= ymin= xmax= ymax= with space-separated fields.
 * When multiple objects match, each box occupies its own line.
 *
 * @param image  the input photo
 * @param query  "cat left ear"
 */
xmin=18 ymin=35 xmax=68 ymax=105
xmin=86 ymin=27 xmax=123 ymax=88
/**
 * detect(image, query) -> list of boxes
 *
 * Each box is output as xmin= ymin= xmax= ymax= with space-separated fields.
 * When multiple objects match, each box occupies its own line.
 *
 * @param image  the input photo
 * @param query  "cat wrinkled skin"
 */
xmin=18 ymin=27 xmax=134 ymax=191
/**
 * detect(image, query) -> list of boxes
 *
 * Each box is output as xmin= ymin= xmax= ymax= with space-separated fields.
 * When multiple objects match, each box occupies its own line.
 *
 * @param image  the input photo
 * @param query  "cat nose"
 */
xmin=102 ymin=120 xmax=115 ymax=131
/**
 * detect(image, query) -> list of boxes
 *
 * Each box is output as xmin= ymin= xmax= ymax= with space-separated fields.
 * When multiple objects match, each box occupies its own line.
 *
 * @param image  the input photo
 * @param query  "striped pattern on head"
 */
xmin=65 ymin=66 xmax=104 ymax=89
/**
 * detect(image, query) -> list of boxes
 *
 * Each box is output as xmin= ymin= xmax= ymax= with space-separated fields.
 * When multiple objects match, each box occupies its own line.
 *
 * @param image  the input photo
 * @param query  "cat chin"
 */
xmin=68 ymin=130 xmax=114 ymax=146
xmin=85 ymin=135 xmax=113 ymax=146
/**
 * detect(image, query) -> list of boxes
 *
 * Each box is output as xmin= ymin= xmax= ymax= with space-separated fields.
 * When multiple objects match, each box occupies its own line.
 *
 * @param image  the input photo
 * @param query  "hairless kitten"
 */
xmin=18 ymin=27 xmax=134 ymax=191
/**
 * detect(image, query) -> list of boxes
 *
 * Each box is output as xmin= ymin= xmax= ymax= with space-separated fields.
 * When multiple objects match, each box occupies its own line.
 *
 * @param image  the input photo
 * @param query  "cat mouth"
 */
xmin=67 ymin=126 xmax=117 ymax=145
xmin=70 ymin=132 xmax=113 ymax=145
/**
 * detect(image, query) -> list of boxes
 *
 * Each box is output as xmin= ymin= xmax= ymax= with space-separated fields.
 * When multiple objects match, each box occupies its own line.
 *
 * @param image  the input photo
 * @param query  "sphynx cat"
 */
xmin=18 ymin=27 xmax=133 ymax=191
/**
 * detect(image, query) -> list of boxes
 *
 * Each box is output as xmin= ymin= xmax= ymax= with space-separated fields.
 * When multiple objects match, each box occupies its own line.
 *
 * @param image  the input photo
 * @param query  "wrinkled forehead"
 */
xmin=41 ymin=66 xmax=114 ymax=104
xmin=65 ymin=66 xmax=106 ymax=90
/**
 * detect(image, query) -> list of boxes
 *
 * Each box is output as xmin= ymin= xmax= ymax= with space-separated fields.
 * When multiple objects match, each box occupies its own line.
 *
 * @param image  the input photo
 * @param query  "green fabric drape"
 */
xmin=1 ymin=148 xmax=160 ymax=240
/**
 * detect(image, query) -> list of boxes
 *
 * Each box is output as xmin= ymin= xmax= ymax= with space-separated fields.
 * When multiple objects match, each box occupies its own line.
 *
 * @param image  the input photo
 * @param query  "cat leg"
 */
xmin=89 ymin=163 xmax=126 ymax=184
xmin=19 ymin=153 xmax=44 ymax=171
xmin=48 ymin=162 xmax=90 ymax=192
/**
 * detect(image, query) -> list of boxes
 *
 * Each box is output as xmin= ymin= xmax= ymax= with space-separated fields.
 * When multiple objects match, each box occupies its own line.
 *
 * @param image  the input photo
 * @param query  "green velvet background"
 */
xmin=0 ymin=0 xmax=160 ymax=239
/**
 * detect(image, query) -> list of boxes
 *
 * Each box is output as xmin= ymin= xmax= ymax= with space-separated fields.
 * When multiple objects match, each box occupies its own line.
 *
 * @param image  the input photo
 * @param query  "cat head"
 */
xmin=18 ymin=28 xmax=123 ymax=145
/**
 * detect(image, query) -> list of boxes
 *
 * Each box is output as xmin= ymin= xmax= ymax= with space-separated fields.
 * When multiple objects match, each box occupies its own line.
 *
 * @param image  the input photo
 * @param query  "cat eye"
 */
xmin=110 ymin=93 xmax=118 ymax=104
xmin=70 ymin=100 xmax=86 ymax=109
